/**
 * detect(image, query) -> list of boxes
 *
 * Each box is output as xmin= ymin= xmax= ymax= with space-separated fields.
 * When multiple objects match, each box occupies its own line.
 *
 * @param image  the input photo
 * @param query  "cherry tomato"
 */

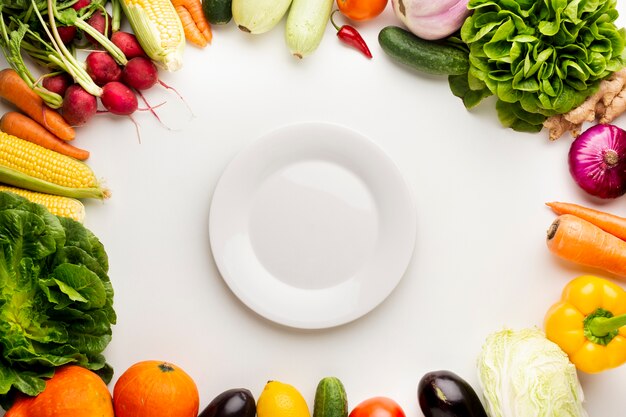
xmin=337 ymin=0 xmax=388 ymax=21
xmin=349 ymin=397 xmax=405 ymax=417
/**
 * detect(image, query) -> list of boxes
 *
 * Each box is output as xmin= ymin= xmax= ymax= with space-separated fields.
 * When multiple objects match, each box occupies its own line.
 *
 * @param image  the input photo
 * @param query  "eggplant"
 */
xmin=417 ymin=370 xmax=487 ymax=417
xmin=199 ymin=388 xmax=256 ymax=417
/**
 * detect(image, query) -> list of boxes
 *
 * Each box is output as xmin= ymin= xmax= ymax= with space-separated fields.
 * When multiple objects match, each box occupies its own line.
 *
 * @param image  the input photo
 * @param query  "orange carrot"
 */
xmin=171 ymin=0 xmax=212 ymax=47
xmin=547 ymin=201 xmax=626 ymax=241
xmin=0 ymin=112 xmax=89 ymax=160
xmin=0 ymin=69 xmax=75 ymax=141
xmin=547 ymin=214 xmax=626 ymax=279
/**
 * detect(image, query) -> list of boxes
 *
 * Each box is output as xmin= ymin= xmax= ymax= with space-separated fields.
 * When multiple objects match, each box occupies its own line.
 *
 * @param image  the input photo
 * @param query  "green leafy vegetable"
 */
xmin=452 ymin=0 xmax=626 ymax=132
xmin=0 ymin=192 xmax=115 ymax=408
xmin=477 ymin=328 xmax=587 ymax=417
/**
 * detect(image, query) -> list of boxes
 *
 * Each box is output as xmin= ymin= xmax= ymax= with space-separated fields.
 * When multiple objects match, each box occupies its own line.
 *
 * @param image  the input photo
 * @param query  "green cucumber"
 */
xmin=285 ymin=0 xmax=333 ymax=58
xmin=313 ymin=377 xmax=348 ymax=417
xmin=202 ymin=0 xmax=232 ymax=25
xmin=378 ymin=26 xmax=469 ymax=76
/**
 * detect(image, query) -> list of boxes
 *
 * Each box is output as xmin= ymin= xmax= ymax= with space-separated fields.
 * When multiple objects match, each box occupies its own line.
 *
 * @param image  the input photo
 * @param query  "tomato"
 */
xmin=337 ymin=0 xmax=388 ymax=21
xmin=349 ymin=397 xmax=406 ymax=417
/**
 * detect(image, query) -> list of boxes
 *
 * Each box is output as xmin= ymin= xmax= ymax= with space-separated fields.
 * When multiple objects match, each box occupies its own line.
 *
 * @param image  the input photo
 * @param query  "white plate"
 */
xmin=209 ymin=122 xmax=416 ymax=329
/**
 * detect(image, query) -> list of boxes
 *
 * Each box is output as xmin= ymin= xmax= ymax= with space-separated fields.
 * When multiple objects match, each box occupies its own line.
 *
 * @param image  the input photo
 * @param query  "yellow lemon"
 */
xmin=257 ymin=380 xmax=311 ymax=417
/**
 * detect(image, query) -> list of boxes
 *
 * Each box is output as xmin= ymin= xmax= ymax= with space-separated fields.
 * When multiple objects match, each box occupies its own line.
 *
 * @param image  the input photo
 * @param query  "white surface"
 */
xmin=209 ymin=122 xmax=416 ymax=329
xmin=1 ymin=4 xmax=626 ymax=416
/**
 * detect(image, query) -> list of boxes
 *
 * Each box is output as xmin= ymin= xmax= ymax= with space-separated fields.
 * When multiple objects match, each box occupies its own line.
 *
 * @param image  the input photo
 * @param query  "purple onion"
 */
xmin=568 ymin=124 xmax=626 ymax=199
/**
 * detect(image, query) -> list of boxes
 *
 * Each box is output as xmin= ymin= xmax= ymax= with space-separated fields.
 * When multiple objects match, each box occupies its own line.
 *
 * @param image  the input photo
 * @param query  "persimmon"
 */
xmin=337 ymin=0 xmax=388 ymax=21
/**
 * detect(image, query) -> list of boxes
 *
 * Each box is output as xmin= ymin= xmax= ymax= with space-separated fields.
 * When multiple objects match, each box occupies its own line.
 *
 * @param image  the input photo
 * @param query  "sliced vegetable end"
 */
xmin=547 ymin=219 xmax=560 ymax=240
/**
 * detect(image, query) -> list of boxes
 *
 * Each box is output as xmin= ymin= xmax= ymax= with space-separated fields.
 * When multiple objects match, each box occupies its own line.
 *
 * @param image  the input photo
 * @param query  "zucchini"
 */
xmin=202 ymin=0 xmax=232 ymax=25
xmin=313 ymin=377 xmax=348 ymax=417
xmin=232 ymin=0 xmax=292 ymax=34
xmin=285 ymin=0 xmax=333 ymax=58
xmin=378 ymin=26 xmax=469 ymax=76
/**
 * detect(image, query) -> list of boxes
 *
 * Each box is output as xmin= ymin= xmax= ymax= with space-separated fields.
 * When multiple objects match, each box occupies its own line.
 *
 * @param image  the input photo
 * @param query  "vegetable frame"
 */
xmin=545 ymin=275 xmax=626 ymax=374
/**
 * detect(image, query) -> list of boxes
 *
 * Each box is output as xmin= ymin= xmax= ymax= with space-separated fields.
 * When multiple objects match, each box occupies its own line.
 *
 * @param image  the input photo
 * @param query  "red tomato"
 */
xmin=337 ymin=0 xmax=388 ymax=21
xmin=349 ymin=397 xmax=406 ymax=417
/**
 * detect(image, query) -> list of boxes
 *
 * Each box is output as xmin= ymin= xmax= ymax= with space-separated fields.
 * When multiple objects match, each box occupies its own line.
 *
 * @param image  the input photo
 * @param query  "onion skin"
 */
xmin=390 ymin=0 xmax=470 ymax=40
xmin=568 ymin=124 xmax=626 ymax=199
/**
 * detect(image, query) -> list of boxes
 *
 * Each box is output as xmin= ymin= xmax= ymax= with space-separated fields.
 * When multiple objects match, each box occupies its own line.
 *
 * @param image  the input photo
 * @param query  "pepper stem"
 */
xmin=584 ymin=308 xmax=626 ymax=346
xmin=330 ymin=9 xmax=342 ymax=32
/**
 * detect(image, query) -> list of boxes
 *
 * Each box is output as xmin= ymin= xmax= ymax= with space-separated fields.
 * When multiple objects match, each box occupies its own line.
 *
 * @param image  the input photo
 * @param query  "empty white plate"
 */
xmin=209 ymin=122 xmax=416 ymax=329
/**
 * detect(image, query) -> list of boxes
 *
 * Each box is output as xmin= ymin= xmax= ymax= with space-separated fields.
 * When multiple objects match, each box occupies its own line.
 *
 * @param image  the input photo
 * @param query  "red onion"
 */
xmin=568 ymin=124 xmax=626 ymax=199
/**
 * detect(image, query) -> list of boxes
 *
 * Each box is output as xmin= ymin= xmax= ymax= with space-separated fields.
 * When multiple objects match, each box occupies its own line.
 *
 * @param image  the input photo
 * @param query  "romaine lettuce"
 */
xmin=0 ymin=192 xmax=115 ymax=407
xmin=454 ymin=0 xmax=626 ymax=132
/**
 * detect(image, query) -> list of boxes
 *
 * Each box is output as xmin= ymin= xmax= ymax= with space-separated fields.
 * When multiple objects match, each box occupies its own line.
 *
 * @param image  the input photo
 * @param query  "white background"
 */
xmin=1 ymin=3 xmax=626 ymax=416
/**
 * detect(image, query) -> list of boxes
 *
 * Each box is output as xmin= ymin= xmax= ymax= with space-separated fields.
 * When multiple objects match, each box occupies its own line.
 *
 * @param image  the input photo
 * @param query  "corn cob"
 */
xmin=0 ymin=186 xmax=85 ymax=222
xmin=0 ymin=132 xmax=109 ymax=200
xmin=120 ymin=0 xmax=186 ymax=71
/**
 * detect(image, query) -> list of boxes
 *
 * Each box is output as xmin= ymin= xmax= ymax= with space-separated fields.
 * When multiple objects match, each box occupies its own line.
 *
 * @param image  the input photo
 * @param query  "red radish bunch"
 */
xmin=72 ymin=0 xmax=91 ymax=10
xmin=57 ymin=25 xmax=77 ymax=44
xmin=85 ymin=11 xmax=113 ymax=45
xmin=111 ymin=32 xmax=146 ymax=59
xmin=86 ymin=52 xmax=122 ymax=86
xmin=43 ymin=73 xmax=73 ymax=97
xmin=63 ymin=84 xmax=97 ymax=126
xmin=59 ymin=30 xmax=164 ymax=127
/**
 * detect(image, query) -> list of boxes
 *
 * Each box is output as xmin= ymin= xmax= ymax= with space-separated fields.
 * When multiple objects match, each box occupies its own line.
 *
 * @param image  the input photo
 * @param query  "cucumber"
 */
xmin=378 ymin=26 xmax=469 ymax=76
xmin=285 ymin=0 xmax=333 ymax=58
xmin=202 ymin=0 xmax=232 ymax=25
xmin=313 ymin=377 xmax=348 ymax=417
xmin=232 ymin=0 xmax=292 ymax=34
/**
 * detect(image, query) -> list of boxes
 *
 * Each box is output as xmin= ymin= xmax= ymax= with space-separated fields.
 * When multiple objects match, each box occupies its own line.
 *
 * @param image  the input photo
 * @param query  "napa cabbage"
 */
xmin=477 ymin=328 xmax=587 ymax=417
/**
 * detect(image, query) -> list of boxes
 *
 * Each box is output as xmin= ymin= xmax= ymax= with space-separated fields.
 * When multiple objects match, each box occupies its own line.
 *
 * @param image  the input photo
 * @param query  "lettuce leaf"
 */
xmin=452 ymin=0 xmax=626 ymax=132
xmin=0 ymin=192 xmax=115 ymax=407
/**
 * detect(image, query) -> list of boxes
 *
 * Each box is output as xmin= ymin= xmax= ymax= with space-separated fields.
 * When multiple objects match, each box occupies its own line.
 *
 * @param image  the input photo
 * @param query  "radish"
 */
xmin=43 ymin=73 xmax=73 ymax=97
xmin=101 ymin=81 xmax=138 ymax=115
xmin=86 ymin=51 xmax=121 ymax=86
xmin=121 ymin=57 xmax=158 ymax=90
xmin=57 ymin=25 xmax=77 ymax=44
xmin=111 ymin=32 xmax=146 ymax=59
xmin=62 ymin=84 xmax=98 ymax=126
xmin=85 ymin=11 xmax=112 ymax=44
xmin=72 ymin=0 xmax=91 ymax=10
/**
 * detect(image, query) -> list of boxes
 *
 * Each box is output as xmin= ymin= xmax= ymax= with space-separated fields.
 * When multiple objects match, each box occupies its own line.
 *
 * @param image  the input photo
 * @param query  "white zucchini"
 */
xmin=232 ymin=0 xmax=293 ymax=34
xmin=285 ymin=0 xmax=333 ymax=58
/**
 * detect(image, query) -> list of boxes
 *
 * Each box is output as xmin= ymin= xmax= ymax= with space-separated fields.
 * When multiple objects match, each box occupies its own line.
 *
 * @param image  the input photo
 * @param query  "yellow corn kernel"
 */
xmin=0 ymin=132 xmax=108 ymax=200
xmin=120 ymin=0 xmax=185 ymax=71
xmin=0 ymin=186 xmax=85 ymax=222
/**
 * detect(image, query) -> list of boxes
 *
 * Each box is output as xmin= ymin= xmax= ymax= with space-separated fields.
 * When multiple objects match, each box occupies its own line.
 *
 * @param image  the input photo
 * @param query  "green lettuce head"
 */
xmin=459 ymin=0 xmax=626 ymax=132
xmin=0 ymin=192 xmax=115 ymax=408
xmin=477 ymin=328 xmax=587 ymax=417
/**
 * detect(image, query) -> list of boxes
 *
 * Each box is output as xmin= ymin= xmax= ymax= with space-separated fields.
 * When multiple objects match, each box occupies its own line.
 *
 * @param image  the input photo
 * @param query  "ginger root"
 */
xmin=544 ymin=68 xmax=626 ymax=140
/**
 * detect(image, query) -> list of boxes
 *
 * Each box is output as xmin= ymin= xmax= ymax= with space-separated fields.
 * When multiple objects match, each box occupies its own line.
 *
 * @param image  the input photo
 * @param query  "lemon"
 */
xmin=257 ymin=380 xmax=311 ymax=417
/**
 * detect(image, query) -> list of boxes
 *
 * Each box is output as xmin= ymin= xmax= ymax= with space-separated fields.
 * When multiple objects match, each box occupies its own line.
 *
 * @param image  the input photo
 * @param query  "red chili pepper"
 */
xmin=330 ymin=10 xmax=372 ymax=59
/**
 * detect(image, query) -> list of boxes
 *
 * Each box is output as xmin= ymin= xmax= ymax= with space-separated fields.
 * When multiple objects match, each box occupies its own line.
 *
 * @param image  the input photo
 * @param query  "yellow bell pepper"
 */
xmin=545 ymin=275 xmax=626 ymax=373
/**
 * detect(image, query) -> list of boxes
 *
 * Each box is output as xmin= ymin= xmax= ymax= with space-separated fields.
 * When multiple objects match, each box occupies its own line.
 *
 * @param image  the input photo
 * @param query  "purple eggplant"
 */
xmin=418 ymin=370 xmax=487 ymax=417
xmin=199 ymin=388 xmax=256 ymax=417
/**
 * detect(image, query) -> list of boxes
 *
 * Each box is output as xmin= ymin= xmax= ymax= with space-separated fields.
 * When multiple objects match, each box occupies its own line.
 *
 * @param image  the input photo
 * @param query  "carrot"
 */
xmin=0 ymin=112 xmax=89 ymax=160
xmin=0 ymin=69 xmax=75 ymax=141
xmin=547 ymin=201 xmax=626 ymax=241
xmin=171 ymin=0 xmax=212 ymax=47
xmin=546 ymin=214 xmax=626 ymax=279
